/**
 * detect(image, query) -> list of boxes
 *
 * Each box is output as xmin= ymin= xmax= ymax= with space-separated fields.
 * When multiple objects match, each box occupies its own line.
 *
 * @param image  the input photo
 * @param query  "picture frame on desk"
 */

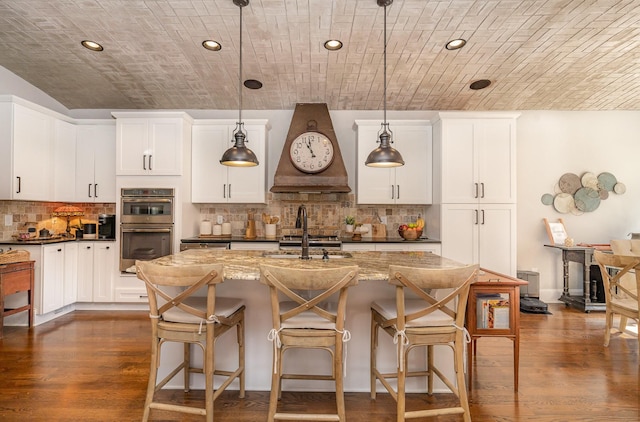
xmin=544 ymin=218 xmax=568 ymax=245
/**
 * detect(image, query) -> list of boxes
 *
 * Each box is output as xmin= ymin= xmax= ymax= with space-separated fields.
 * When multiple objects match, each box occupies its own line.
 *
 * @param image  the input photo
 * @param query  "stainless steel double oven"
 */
xmin=119 ymin=188 xmax=174 ymax=272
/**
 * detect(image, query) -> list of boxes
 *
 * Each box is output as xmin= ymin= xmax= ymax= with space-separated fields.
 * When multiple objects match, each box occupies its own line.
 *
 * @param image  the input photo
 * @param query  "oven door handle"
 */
xmin=121 ymin=228 xmax=173 ymax=233
xmin=122 ymin=198 xmax=173 ymax=204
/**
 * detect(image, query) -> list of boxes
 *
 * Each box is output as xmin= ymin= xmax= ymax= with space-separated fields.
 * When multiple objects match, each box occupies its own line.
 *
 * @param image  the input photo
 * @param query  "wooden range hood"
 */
xmin=270 ymin=103 xmax=351 ymax=193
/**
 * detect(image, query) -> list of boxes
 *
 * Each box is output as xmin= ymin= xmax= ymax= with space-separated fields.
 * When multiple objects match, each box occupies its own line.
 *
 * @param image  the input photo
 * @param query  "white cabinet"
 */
xmin=192 ymin=121 xmax=267 ymax=203
xmin=342 ymin=242 xmax=441 ymax=255
xmin=77 ymin=242 xmax=116 ymax=302
xmin=76 ymin=123 xmax=116 ymax=202
xmin=63 ymin=242 xmax=78 ymax=306
xmin=440 ymin=203 xmax=516 ymax=276
xmin=53 ymin=119 xmax=77 ymax=202
xmin=40 ymin=244 xmax=65 ymax=314
xmin=436 ymin=114 xmax=517 ymax=204
xmin=0 ymin=101 xmax=53 ymax=200
xmin=113 ymin=112 xmax=192 ymax=176
xmin=356 ymin=120 xmax=432 ymax=205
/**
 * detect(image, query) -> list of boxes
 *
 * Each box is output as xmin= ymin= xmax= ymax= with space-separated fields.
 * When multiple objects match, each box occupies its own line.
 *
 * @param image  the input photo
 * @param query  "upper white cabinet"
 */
xmin=435 ymin=114 xmax=518 ymax=204
xmin=0 ymin=100 xmax=53 ymax=201
xmin=191 ymin=120 xmax=267 ymax=203
xmin=113 ymin=112 xmax=192 ymax=176
xmin=76 ymin=123 xmax=116 ymax=202
xmin=53 ymin=119 xmax=77 ymax=202
xmin=356 ymin=120 xmax=432 ymax=205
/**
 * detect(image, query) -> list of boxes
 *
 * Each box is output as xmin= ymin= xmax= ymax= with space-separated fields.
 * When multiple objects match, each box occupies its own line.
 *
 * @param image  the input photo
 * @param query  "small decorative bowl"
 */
xmin=398 ymin=229 xmax=422 ymax=241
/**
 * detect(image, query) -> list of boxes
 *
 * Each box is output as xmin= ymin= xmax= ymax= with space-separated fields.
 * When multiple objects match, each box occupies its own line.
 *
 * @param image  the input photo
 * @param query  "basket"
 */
xmin=0 ymin=249 xmax=31 ymax=264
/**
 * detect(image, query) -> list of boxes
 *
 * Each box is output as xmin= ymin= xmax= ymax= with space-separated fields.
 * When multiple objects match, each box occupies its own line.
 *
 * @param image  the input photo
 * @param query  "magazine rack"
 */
xmin=466 ymin=269 xmax=528 ymax=392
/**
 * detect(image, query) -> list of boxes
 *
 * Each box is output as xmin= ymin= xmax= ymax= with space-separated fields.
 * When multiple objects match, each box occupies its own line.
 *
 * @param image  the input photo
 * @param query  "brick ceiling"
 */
xmin=0 ymin=0 xmax=639 ymax=111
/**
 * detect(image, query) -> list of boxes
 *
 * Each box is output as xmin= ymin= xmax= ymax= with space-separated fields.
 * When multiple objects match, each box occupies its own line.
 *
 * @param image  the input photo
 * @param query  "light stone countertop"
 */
xmin=150 ymin=249 xmax=461 ymax=281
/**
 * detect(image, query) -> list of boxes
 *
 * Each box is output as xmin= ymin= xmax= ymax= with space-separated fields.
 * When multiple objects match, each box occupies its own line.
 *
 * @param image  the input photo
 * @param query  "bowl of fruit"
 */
xmin=398 ymin=216 xmax=425 ymax=241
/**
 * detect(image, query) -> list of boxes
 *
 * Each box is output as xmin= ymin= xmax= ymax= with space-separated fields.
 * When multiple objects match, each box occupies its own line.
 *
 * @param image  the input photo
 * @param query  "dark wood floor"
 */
xmin=0 ymin=304 xmax=638 ymax=421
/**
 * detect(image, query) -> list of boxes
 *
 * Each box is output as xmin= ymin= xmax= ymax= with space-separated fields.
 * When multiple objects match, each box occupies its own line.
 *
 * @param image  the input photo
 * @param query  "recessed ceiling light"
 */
xmin=81 ymin=40 xmax=103 ymax=51
xmin=202 ymin=40 xmax=222 ymax=51
xmin=470 ymin=79 xmax=491 ymax=90
xmin=324 ymin=39 xmax=343 ymax=51
xmin=445 ymin=38 xmax=466 ymax=50
xmin=244 ymin=79 xmax=263 ymax=89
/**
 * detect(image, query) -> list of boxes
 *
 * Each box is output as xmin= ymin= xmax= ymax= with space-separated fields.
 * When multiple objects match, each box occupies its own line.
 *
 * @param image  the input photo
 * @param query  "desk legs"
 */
xmin=468 ymin=338 xmax=518 ymax=392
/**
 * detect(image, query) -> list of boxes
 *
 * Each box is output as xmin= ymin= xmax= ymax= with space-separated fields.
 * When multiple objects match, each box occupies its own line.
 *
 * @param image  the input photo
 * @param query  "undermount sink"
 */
xmin=263 ymin=251 xmax=353 ymax=260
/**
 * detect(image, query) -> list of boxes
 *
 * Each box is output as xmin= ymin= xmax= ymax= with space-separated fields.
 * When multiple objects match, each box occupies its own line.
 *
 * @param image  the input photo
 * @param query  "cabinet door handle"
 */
xmin=94 ymin=184 xmax=98 ymax=197
xmin=88 ymin=184 xmax=92 ymax=198
xmin=86 ymin=246 xmax=91 ymax=250
xmin=397 ymin=185 xmax=400 ymax=200
xmin=106 ymin=246 xmax=110 ymax=250
xmin=481 ymin=209 xmax=485 ymax=224
xmin=223 ymin=184 xmax=226 ymax=198
xmin=480 ymin=183 xmax=485 ymax=198
xmin=391 ymin=185 xmax=395 ymax=200
xmin=228 ymin=184 xmax=231 ymax=198
xmin=474 ymin=209 xmax=478 ymax=225
xmin=149 ymin=154 xmax=153 ymax=170
xmin=16 ymin=176 xmax=21 ymax=194
xmin=57 ymin=248 xmax=62 ymax=252
xmin=143 ymin=154 xmax=147 ymax=170
xmin=474 ymin=183 xmax=479 ymax=198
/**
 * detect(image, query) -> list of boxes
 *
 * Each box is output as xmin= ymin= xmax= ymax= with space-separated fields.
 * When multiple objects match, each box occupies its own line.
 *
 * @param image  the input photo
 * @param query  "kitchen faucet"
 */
xmin=296 ymin=204 xmax=310 ymax=259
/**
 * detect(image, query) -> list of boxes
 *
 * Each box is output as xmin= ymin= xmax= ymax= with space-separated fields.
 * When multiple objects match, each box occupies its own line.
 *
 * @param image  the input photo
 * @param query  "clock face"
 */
xmin=289 ymin=131 xmax=335 ymax=173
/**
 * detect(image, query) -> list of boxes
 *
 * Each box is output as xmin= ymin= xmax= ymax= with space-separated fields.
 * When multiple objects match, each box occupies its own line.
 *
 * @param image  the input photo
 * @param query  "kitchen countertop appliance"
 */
xmin=98 ymin=214 xmax=116 ymax=240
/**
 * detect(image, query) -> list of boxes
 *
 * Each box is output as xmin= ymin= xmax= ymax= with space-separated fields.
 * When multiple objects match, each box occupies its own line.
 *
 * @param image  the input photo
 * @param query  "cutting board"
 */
xmin=372 ymin=224 xmax=386 ymax=239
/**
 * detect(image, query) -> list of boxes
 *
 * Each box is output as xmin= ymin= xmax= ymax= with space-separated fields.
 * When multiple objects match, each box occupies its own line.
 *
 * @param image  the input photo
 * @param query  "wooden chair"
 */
xmin=370 ymin=264 xmax=479 ymax=422
xmin=609 ymin=240 xmax=640 ymax=334
xmin=593 ymin=251 xmax=640 ymax=355
xmin=259 ymin=264 xmax=359 ymax=422
xmin=136 ymin=261 xmax=245 ymax=422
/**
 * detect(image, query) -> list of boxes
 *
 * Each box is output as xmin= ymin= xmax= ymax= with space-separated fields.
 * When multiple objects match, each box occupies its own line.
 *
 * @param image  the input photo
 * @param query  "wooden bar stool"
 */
xmin=260 ymin=264 xmax=359 ymax=422
xmin=370 ymin=264 xmax=478 ymax=422
xmin=136 ymin=261 xmax=245 ymax=422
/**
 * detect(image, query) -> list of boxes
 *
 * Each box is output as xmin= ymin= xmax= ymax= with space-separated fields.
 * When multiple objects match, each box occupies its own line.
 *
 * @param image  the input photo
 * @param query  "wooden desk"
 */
xmin=466 ymin=269 xmax=527 ymax=392
xmin=0 ymin=260 xmax=34 ymax=339
xmin=544 ymin=244 xmax=606 ymax=312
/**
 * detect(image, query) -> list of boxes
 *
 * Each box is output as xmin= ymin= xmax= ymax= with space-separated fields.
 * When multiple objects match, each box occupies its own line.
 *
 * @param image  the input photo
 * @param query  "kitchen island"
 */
xmin=149 ymin=249 xmax=462 ymax=393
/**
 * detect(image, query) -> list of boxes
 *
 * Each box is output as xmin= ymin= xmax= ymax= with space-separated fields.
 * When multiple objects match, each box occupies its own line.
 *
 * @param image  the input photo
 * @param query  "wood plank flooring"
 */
xmin=0 ymin=304 xmax=638 ymax=421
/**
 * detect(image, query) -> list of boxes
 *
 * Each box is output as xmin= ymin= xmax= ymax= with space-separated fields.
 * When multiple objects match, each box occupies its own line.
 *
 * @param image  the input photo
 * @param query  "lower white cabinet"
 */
xmin=63 ymin=242 xmax=78 ymax=306
xmin=342 ymin=242 xmax=441 ymax=255
xmin=77 ymin=242 xmax=116 ymax=302
xmin=40 ymin=244 xmax=65 ymax=314
xmin=440 ymin=203 xmax=516 ymax=276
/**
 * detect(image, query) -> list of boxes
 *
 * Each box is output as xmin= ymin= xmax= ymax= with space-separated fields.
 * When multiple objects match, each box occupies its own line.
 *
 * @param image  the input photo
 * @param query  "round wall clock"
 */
xmin=289 ymin=131 xmax=334 ymax=173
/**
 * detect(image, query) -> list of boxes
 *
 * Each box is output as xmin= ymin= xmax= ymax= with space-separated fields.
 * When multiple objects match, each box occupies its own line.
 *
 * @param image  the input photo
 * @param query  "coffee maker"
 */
xmin=98 ymin=214 xmax=116 ymax=239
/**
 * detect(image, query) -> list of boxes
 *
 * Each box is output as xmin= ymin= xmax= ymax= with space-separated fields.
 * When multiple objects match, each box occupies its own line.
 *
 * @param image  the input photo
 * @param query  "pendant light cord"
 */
xmin=238 ymin=5 xmax=243 ymax=125
xmin=383 ymin=4 xmax=387 ymax=126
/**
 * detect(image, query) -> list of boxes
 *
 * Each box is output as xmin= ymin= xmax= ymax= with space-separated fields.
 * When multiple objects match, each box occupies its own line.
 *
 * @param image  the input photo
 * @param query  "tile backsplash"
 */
xmin=197 ymin=193 xmax=428 ymax=239
xmin=0 ymin=200 xmax=115 ymax=240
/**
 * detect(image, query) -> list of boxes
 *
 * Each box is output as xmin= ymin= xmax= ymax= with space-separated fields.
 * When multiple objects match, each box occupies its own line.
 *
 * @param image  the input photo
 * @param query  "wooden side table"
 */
xmin=466 ymin=268 xmax=527 ymax=392
xmin=0 ymin=260 xmax=35 ymax=339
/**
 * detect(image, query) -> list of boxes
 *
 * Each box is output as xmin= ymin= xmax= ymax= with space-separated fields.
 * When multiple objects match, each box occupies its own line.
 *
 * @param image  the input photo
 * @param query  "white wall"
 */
xmin=517 ymin=111 xmax=640 ymax=302
xmin=0 ymin=65 xmax=70 ymax=115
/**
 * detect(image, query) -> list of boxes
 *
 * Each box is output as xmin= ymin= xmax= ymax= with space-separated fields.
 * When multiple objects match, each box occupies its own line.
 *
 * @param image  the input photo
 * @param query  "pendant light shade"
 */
xmin=220 ymin=0 xmax=258 ymax=167
xmin=365 ymin=0 xmax=404 ymax=168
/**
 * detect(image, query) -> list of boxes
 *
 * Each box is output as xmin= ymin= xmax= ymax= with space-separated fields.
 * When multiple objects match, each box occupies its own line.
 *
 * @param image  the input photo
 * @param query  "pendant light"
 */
xmin=220 ymin=0 xmax=259 ymax=167
xmin=365 ymin=0 xmax=404 ymax=168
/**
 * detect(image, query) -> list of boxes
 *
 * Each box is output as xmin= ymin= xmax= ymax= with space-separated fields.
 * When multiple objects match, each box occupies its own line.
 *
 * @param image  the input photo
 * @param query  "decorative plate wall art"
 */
xmin=541 ymin=171 xmax=626 ymax=215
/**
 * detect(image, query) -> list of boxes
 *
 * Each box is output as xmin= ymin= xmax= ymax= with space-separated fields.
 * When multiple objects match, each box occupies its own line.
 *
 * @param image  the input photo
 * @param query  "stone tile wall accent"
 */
xmin=198 ymin=193 xmax=428 ymax=239
xmin=0 ymin=201 xmax=115 ymax=240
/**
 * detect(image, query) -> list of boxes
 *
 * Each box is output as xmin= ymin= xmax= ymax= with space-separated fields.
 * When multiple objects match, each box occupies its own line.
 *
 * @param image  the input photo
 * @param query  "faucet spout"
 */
xmin=296 ymin=204 xmax=310 ymax=259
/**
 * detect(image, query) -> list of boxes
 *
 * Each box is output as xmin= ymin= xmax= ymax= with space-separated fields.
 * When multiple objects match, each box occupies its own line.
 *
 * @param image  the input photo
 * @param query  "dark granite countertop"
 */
xmin=181 ymin=236 xmax=440 ymax=244
xmin=0 ymin=237 xmax=116 ymax=246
